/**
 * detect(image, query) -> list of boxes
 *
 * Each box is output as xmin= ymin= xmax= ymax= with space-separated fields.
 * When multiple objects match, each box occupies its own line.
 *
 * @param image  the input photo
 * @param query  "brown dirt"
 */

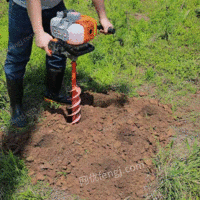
xmin=1 ymin=90 xmax=179 ymax=200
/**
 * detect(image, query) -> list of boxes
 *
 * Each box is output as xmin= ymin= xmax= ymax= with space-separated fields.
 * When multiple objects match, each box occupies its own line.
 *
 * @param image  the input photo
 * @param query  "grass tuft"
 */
xmin=149 ymin=138 xmax=200 ymax=199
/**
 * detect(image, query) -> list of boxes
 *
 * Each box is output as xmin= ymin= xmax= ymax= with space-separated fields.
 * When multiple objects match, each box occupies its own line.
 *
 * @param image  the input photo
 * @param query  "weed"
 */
xmin=150 ymin=139 xmax=200 ymax=199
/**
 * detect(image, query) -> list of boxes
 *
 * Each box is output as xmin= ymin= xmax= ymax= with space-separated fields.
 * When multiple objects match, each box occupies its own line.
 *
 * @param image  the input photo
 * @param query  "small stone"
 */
xmin=144 ymin=159 xmax=152 ymax=166
xmin=118 ymin=121 xmax=124 ymax=126
xmin=152 ymin=132 xmax=159 ymax=136
xmin=138 ymin=91 xmax=148 ymax=97
xmin=47 ymin=129 xmax=53 ymax=134
xmin=46 ymin=170 xmax=56 ymax=178
xmin=65 ymin=126 xmax=71 ymax=132
xmin=61 ymin=185 xmax=68 ymax=190
xmin=150 ymin=175 xmax=155 ymax=181
xmin=38 ymin=159 xmax=45 ymax=164
xmin=144 ymin=142 xmax=149 ymax=149
xmin=137 ymin=115 xmax=143 ymax=120
xmin=26 ymin=156 xmax=34 ymax=162
xmin=141 ymin=148 xmax=146 ymax=154
xmin=93 ymin=134 xmax=99 ymax=142
xmin=40 ymin=163 xmax=53 ymax=170
xmin=148 ymin=136 xmax=155 ymax=143
xmin=56 ymin=180 xmax=63 ymax=187
xmin=159 ymin=134 xmax=166 ymax=142
xmin=121 ymin=154 xmax=126 ymax=161
xmin=58 ymin=124 xmax=65 ymax=130
xmin=163 ymin=105 xmax=173 ymax=114
xmin=70 ymin=161 xmax=76 ymax=167
xmin=176 ymin=122 xmax=184 ymax=127
xmin=106 ymin=190 xmax=111 ymax=196
xmin=36 ymin=173 xmax=45 ymax=181
xmin=168 ymin=109 xmax=173 ymax=114
xmin=62 ymin=159 xmax=71 ymax=166
xmin=136 ymin=189 xmax=145 ymax=197
xmin=168 ymin=127 xmax=176 ymax=137
xmin=139 ymin=126 xmax=144 ymax=131
xmin=149 ymin=99 xmax=159 ymax=105
xmin=62 ymin=165 xmax=67 ymax=170
xmin=60 ymin=176 xmax=66 ymax=181
xmin=130 ymin=126 xmax=137 ymax=132
xmin=126 ymin=119 xmax=133 ymax=125
xmin=164 ymin=105 xmax=168 ymax=109
xmin=47 ymin=177 xmax=54 ymax=185
xmin=67 ymin=183 xmax=73 ymax=188
xmin=95 ymin=123 xmax=103 ymax=131
xmin=113 ymin=141 xmax=121 ymax=149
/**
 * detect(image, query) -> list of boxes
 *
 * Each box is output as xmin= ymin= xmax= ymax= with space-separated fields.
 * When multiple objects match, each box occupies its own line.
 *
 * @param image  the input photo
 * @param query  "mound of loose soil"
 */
xmin=1 ymin=91 xmax=179 ymax=199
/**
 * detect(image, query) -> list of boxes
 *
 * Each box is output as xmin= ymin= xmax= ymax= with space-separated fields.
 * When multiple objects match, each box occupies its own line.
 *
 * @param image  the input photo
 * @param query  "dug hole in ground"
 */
xmin=1 ymin=90 xmax=181 ymax=199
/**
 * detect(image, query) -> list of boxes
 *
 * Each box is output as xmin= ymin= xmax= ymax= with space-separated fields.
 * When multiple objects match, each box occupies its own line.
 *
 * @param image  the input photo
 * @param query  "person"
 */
xmin=4 ymin=0 xmax=113 ymax=128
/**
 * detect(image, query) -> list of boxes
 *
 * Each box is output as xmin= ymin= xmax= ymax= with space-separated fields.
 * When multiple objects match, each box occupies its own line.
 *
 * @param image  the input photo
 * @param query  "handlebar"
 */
xmin=97 ymin=25 xmax=116 ymax=34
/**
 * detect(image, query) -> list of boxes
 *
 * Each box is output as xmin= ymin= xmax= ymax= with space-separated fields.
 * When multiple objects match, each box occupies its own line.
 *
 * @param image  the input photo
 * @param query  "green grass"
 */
xmin=0 ymin=151 xmax=51 ymax=200
xmin=147 ymin=138 xmax=200 ymax=200
xmin=0 ymin=0 xmax=200 ymax=199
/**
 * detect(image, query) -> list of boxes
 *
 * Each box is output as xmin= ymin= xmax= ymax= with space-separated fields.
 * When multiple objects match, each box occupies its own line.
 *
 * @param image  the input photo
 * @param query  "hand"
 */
xmin=35 ymin=31 xmax=53 ymax=56
xmin=99 ymin=17 xmax=114 ymax=34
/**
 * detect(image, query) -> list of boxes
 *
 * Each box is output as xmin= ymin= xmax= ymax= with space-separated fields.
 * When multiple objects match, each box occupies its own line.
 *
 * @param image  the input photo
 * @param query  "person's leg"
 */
xmin=42 ymin=1 xmax=71 ymax=105
xmin=4 ymin=0 xmax=34 ymax=127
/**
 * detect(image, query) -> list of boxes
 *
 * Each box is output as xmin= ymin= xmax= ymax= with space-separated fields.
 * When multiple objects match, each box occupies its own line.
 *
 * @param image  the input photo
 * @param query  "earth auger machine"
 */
xmin=47 ymin=9 xmax=115 ymax=124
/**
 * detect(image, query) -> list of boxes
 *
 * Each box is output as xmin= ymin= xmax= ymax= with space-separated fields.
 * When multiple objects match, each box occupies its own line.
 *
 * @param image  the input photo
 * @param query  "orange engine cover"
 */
xmin=75 ymin=15 xmax=97 ymax=44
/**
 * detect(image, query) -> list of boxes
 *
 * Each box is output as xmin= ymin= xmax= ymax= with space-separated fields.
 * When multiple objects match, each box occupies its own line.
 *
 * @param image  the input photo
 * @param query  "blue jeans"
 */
xmin=4 ymin=0 xmax=67 ymax=80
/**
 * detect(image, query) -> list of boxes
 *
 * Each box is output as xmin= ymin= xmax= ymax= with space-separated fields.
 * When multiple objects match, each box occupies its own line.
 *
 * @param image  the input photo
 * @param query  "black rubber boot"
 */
xmin=44 ymin=67 xmax=72 ymax=105
xmin=6 ymin=79 xmax=27 ymax=128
